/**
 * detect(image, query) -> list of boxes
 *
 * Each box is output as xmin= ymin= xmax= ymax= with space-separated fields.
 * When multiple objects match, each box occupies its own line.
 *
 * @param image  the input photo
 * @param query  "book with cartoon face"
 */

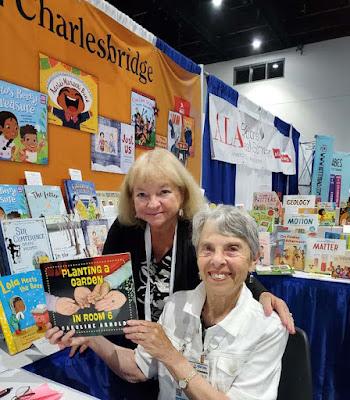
xmin=0 ymin=270 xmax=48 ymax=354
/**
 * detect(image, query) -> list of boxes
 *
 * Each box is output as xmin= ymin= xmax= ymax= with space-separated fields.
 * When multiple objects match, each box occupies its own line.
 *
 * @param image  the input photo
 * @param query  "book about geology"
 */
xmin=24 ymin=185 xmax=67 ymax=217
xmin=0 ymin=218 xmax=52 ymax=275
xmin=40 ymin=254 xmax=138 ymax=336
xmin=0 ymin=184 xmax=30 ymax=220
xmin=0 ymin=270 xmax=48 ymax=355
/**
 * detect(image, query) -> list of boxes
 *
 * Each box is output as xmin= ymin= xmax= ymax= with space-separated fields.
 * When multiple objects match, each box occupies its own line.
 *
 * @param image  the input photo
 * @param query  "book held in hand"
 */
xmin=0 ymin=270 xmax=48 ymax=355
xmin=40 ymin=254 xmax=138 ymax=336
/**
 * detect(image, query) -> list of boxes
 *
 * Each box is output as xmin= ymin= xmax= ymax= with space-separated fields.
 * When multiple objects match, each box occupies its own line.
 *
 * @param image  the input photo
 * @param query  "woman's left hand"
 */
xmin=124 ymin=320 xmax=178 ymax=363
xmin=259 ymin=292 xmax=295 ymax=334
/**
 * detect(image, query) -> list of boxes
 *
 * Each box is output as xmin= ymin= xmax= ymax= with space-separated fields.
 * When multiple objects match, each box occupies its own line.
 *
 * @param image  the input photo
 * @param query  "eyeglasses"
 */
xmin=11 ymin=386 xmax=34 ymax=400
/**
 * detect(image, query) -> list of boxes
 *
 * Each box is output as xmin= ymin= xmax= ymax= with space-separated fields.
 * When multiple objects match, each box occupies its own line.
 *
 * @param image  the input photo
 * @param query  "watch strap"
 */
xmin=179 ymin=369 xmax=197 ymax=389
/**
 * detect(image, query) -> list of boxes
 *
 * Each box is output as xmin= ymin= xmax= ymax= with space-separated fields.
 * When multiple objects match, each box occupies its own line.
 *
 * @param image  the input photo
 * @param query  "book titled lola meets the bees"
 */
xmin=40 ymin=254 xmax=138 ymax=336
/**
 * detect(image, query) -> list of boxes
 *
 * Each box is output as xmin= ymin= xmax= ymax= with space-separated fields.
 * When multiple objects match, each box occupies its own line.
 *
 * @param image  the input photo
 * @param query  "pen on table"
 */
xmin=0 ymin=388 xmax=12 ymax=398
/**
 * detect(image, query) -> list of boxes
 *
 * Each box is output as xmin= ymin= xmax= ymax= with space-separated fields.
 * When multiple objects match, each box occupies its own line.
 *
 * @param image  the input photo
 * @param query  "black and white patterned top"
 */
xmin=137 ymin=248 xmax=172 ymax=322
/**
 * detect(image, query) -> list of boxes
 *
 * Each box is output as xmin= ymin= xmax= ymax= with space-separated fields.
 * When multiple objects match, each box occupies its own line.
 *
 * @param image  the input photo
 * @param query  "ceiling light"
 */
xmin=272 ymin=63 xmax=279 ymax=69
xmin=252 ymin=38 xmax=262 ymax=50
xmin=212 ymin=0 xmax=223 ymax=7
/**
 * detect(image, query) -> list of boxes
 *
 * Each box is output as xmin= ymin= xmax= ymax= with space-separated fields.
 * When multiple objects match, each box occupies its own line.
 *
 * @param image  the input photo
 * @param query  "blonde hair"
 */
xmin=118 ymin=149 xmax=206 ymax=225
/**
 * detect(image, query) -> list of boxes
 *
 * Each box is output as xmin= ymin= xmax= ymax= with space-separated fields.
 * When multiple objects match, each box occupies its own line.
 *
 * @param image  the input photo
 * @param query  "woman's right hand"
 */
xmin=45 ymin=323 xmax=91 ymax=356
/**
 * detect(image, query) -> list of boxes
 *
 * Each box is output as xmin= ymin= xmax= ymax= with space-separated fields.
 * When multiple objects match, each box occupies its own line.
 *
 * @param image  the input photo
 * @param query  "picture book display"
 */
xmin=0 ymin=218 xmax=52 ymax=275
xmin=91 ymin=117 xmax=135 ymax=174
xmin=40 ymin=254 xmax=138 ymax=336
xmin=81 ymin=219 xmax=109 ymax=257
xmin=0 ymin=79 xmax=48 ymax=164
xmin=131 ymin=90 xmax=156 ymax=148
xmin=24 ymin=185 xmax=67 ymax=217
xmin=0 ymin=270 xmax=48 ymax=354
xmin=45 ymin=215 xmax=89 ymax=261
xmin=0 ymin=185 xmax=30 ymax=220
xmin=64 ymin=179 xmax=99 ymax=220
xmin=305 ymin=238 xmax=347 ymax=274
xmin=39 ymin=54 xmax=98 ymax=133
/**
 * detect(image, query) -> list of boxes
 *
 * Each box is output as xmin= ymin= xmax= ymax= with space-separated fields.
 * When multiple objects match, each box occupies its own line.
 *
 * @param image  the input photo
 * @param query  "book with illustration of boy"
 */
xmin=0 ymin=270 xmax=48 ymax=355
xmin=40 ymin=254 xmax=138 ymax=336
xmin=64 ymin=179 xmax=99 ymax=220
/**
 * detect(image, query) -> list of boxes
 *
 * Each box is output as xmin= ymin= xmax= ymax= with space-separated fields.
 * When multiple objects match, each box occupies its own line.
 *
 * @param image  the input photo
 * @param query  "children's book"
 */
xmin=64 ymin=180 xmax=99 ymax=220
xmin=305 ymin=237 xmax=347 ymax=274
xmin=256 ymin=264 xmax=294 ymax=275
xmin=283 ymin=195 xmax=316 ymax=212
xmin=40 ymin=254 xmax=138 ymax=336
xmin=0 ymin=270 xmax=48 ymax=354
xmin=283 ymin=213 xmax=318 ymax=234
xmin=45 ymin=215 xmax=89 ymax=261
xmin=0 ymin=79 xmax=48 ymax=164
xmin=96 ymin=191 xmax=119 ymax=217
xmin=258 ymin=232 xmax=272 ymax=265
xmin=24 ymin=185 xmax=67 ymax=218
xmin=81 ymin=219 xmax=109 ymax=257
xmin=0 ymin=218 xmax=52 ymax=275
xmin=339 ymin=201 xmax=350 ymax=225
xmin=168 ymin=111 xmax=189 ymax=165
xmin=131 ymin=90 xmax=156 ymax=148
xmin=250 ymin=210 xmax=275 ymax=233
xmin=182 ymin=115 xmax=195 ymax=158
xmin=331 ymin=255 xmax=350 ymax=279
xmin=252 ymin=192 xmax=282 ymax=224
xmin=273 ymin=232 xmax=306 ymax=271
xmin=91 ymin=117 xmax=135 ymax=174
xmin=0 ymin=185 xmax=30 ymax=220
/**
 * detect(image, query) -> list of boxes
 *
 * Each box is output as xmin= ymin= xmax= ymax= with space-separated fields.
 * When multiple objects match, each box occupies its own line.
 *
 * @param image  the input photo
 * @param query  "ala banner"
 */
xmin=209 ymin=93 xmax=296 ymax=175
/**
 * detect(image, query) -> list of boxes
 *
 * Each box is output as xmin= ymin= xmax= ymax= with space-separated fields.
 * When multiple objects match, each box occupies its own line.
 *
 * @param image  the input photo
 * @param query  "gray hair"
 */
xmin=192 ymin=205 xmax=259 ymax=260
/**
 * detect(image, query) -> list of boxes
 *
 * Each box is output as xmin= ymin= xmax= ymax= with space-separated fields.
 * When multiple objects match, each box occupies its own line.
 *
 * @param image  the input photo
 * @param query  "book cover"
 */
xmin=305 ymin=238 xmax=347 ymax=274
xmin=39 ymin=54 xmax=98 ymax=134
xmin=252 ymin=191 xmax=282 ymax=224
xmin=331 ymin=255 xmax=350 ymax=279
xmin=64 ymin=180 xmax=99 ymax=220
xmin=81 ymin=219 xmax=109 ymax=257
xmin=249 ymin=210 xmax=275 ymax=233
xmin=40 ymin=254 xmax=138 ymax=336
xmin=284 ymin=213 xmax=318 ymax=234
xmin=182 ymin=115 xmax=195 ymax=158
xmin=0 ymin=79 xmax=48 ymax=164
xmin=0 ymin=270 xmax=48 ymax=355
xmin=339 ymin=201 xmax=350 ymax=225
xmin=328 ymin=174 xmax=335 ymax=202
xmin=0 ymin=218 xmax=52 ymax=275
xmin=24 ymin=185 xmax=67 ymax=218
xmin=273 ymin=232 xmax=306 ymax=271
xmin=258 ymin=232 xmax=271 ymax=265
xmin=317 ymin=206 xmax=337 ymax=226
xmin=96 ymin=191 xmax=120 ymax=218
xmin=0 ymin=185 xmax=30 ymax=220
xmin=131 ymin=90 xmax=156 ymax=148
xmin=283 ymin=195 xmax=316 ymax=211
xmin=168 ymin=111 xmax=189 ymax=165
xmin=45 ymin=215 xmax=89 ymax=261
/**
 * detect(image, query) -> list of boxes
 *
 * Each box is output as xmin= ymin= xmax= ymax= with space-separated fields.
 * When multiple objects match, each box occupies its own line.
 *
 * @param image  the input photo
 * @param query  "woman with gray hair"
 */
xmin=48 ymin=205 xmax=288 ymax=400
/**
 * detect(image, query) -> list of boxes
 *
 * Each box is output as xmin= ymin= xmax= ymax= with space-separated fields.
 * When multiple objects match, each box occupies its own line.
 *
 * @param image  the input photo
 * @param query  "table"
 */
xmin=257 ymin=273 xmax=350 ymax=400
xmin=0 ymin=368 xmax=99 ymax=399
xmin=23 ymin=273 xmax=350 ymax=400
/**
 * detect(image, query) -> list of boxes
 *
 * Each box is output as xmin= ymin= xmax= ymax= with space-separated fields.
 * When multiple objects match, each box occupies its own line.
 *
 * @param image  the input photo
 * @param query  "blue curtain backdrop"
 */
xmin=202 ymin=76 xmax=300 ymax=204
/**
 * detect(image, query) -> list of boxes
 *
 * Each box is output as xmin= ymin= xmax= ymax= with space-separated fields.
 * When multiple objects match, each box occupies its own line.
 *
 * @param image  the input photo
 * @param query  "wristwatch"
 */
xmin=178 ymin=369 xmax=197 ymax=389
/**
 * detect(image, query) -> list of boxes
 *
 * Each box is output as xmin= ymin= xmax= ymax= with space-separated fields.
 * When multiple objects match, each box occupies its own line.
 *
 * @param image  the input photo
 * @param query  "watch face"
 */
xmin=179 ymin=380 xmax=187 ymax=389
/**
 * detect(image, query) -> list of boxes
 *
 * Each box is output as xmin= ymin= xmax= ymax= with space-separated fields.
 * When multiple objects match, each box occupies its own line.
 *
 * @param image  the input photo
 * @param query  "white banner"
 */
xmin=209 ymin=93 xmax=296 ymax=175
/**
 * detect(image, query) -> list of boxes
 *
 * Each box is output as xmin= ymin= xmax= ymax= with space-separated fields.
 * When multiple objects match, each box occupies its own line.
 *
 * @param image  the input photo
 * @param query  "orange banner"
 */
xmin=0 ymin=0 xmax=201 ymax=188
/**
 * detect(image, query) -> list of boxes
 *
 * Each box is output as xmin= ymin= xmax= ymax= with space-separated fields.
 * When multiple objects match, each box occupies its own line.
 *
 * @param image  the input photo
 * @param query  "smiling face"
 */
xmin=197 ymin=221 xmax=256 ymax=297
xmin=22 ymin=133 xmax=38 ymax=152
xmin=0 ymin=117 xmax=19 ymax=140
xmin=132 ymin=179 xmax=183 ymax=230
xmin=57 ymin=87 xmax=84 ymax=116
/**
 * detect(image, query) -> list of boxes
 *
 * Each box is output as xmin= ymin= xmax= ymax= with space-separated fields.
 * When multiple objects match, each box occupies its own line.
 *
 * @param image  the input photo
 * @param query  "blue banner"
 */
xmin=329 ymin=152 xmax=350 ymax=205
xmin=311 ymin=135 xmax=334 ymax=201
